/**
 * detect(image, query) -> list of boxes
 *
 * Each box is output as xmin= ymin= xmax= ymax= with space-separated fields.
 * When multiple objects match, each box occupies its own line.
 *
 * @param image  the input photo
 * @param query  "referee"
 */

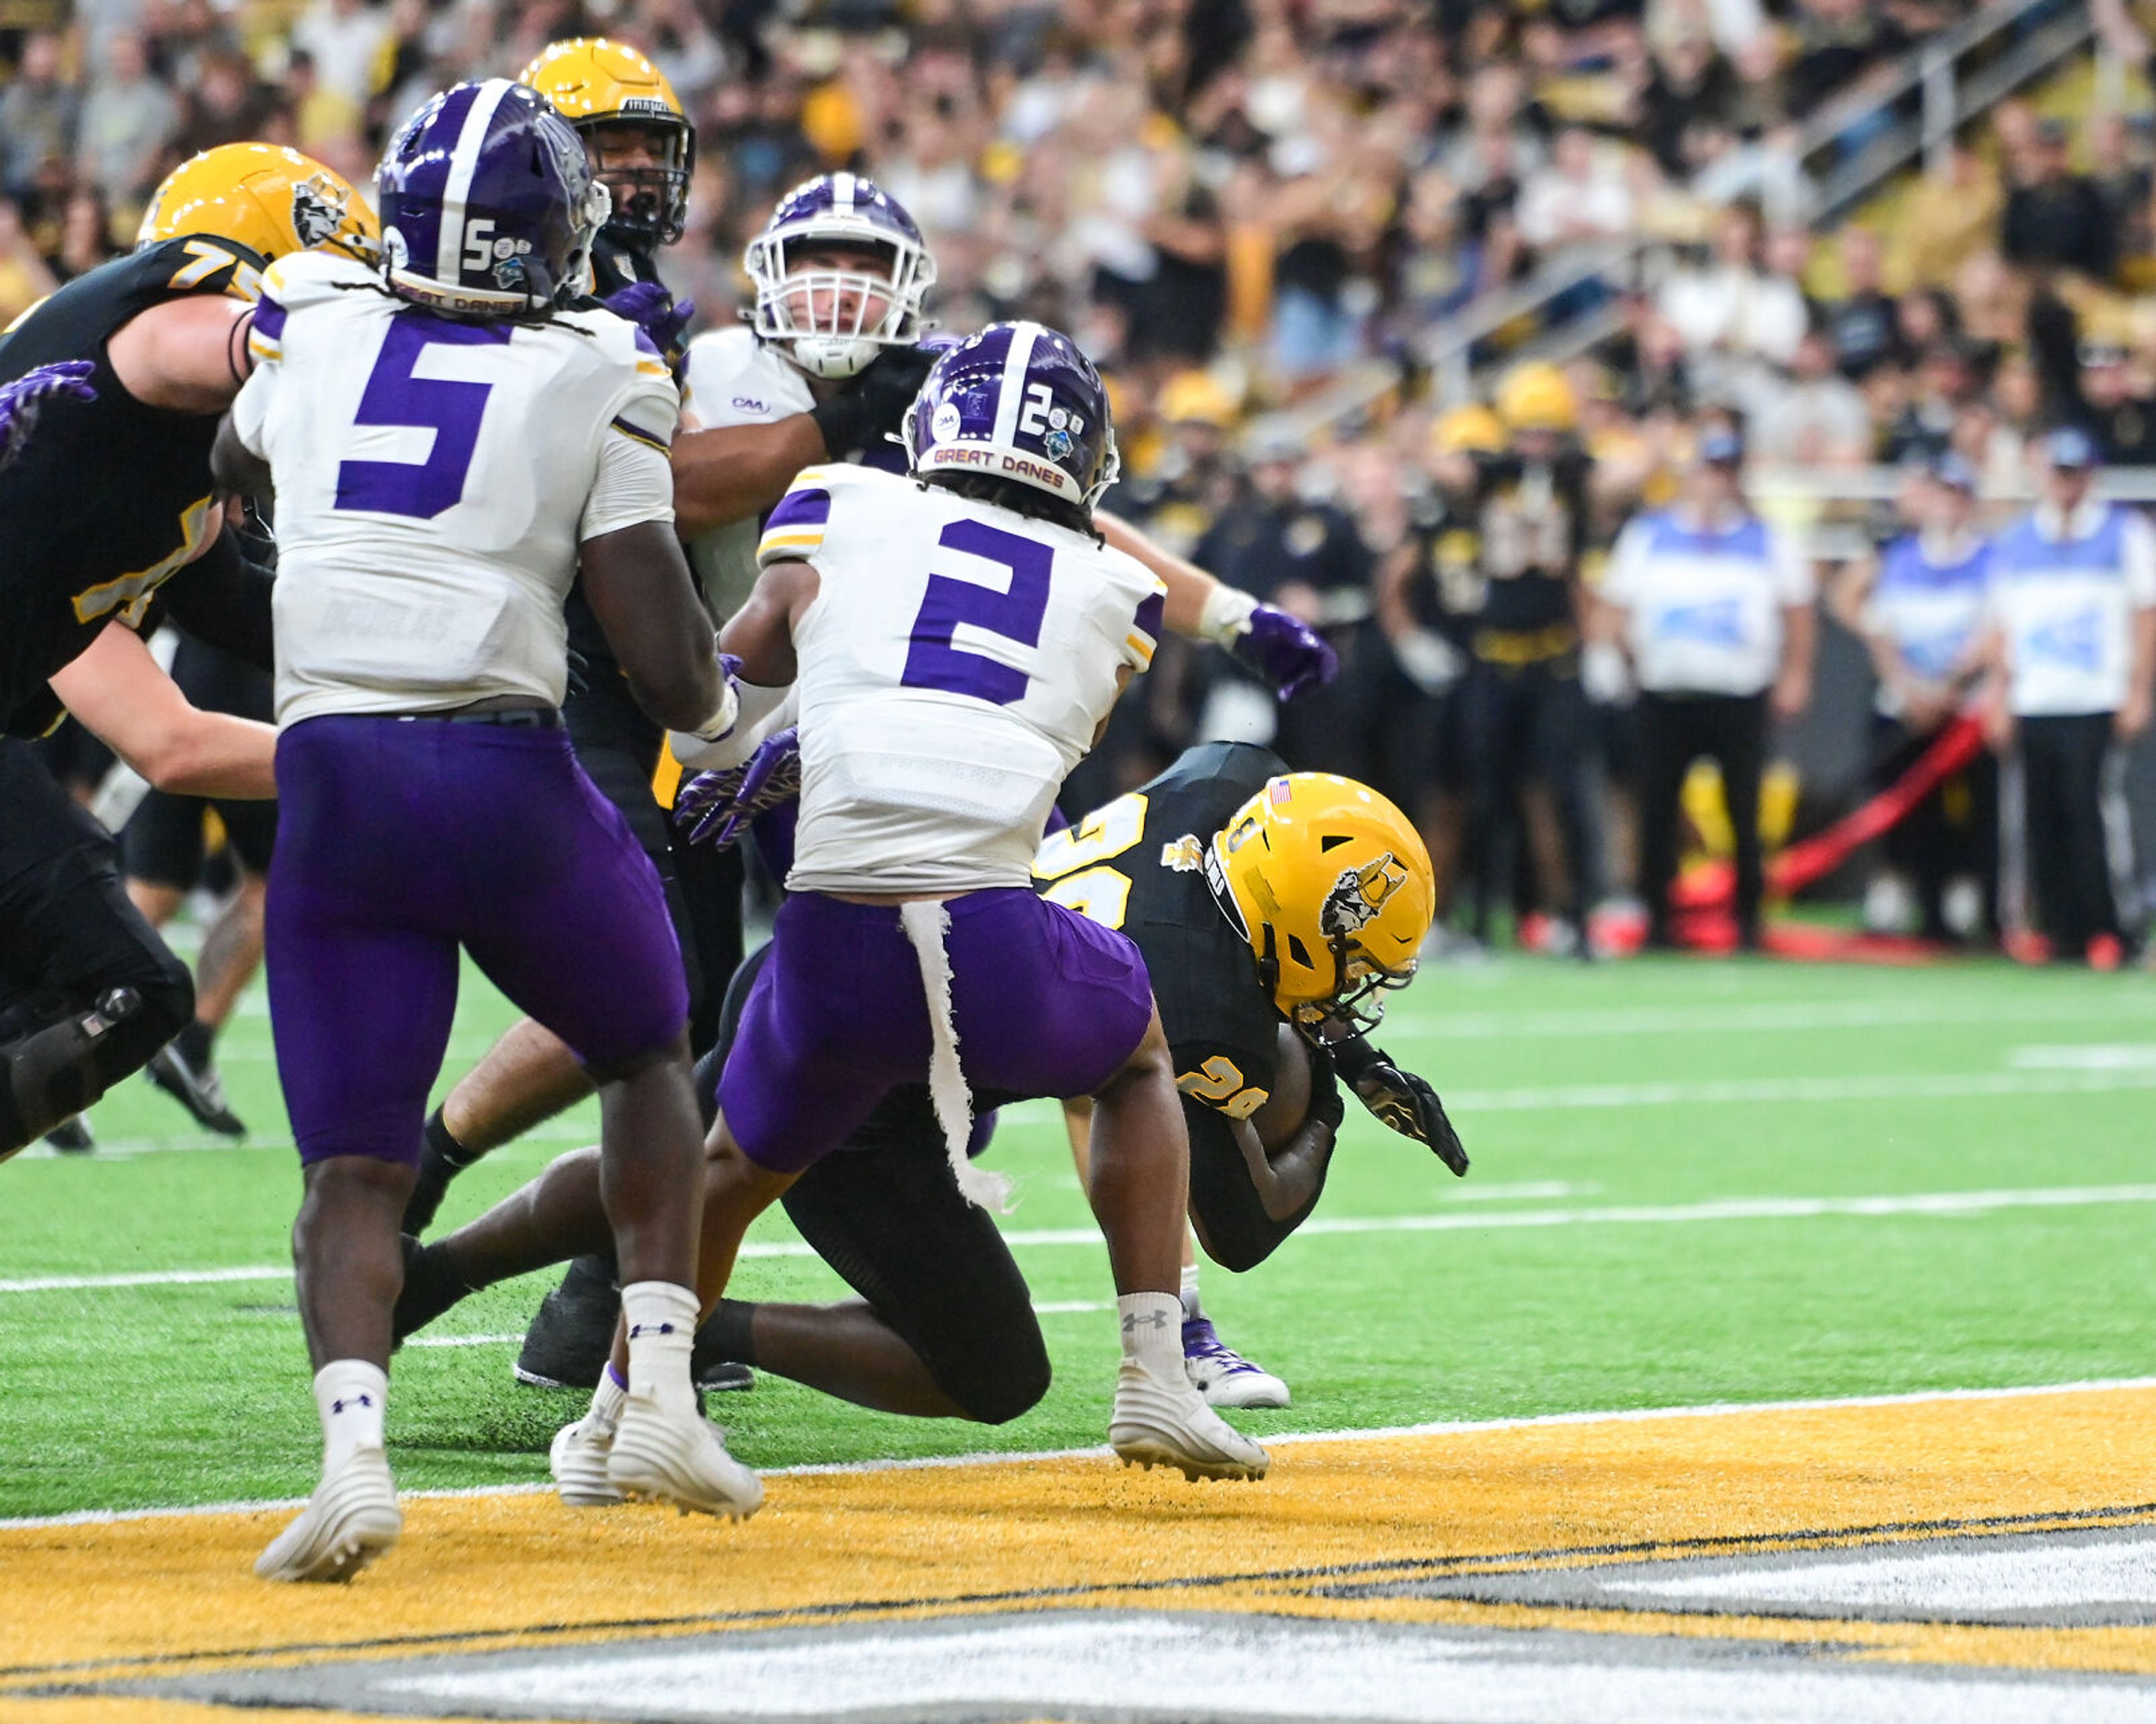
xmin=1984 ymin=427 xmax=2156 ymax=967
xmin=1602 ymin=422 xmax=1816 ymax=950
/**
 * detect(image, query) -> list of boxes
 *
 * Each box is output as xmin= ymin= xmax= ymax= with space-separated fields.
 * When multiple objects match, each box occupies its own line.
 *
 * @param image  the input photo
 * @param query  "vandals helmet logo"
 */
xmin=291 ymin=175 xmax=345 ymax=249
xmin=1321 ymin=853 xmax=1408 ymax=937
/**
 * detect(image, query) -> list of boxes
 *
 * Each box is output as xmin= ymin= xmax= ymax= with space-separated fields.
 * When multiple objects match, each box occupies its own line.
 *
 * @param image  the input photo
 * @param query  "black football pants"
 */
xmin=1460 ymin=656 xmax=1601 ymax=937
xmin=0 ymin=738 xmax=193 ymax=1156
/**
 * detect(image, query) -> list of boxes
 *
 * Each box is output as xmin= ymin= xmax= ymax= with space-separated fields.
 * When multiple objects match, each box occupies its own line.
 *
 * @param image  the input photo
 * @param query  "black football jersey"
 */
xmin=0 ymin=236 xmax=265 ymax=735
xmin=1036 ymin=741 xmax=1287 ymax=1119
xmin=1465 ymin=446 xmax=1593 ymax=638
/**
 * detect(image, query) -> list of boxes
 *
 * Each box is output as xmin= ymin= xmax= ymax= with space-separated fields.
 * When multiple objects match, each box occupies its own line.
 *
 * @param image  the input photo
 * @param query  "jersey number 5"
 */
xmin=335 ymin=312 xmax=508 ymax=519
xmin=901 ymin=519 xmax=1050 ymax=704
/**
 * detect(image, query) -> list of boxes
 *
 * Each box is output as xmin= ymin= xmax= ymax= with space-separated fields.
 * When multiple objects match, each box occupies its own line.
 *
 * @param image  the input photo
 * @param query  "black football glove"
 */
xmin=807 ymin=342 xmax=942 ymax=460
xmin=1332 ymin=1037 xmax=1468 ymax=1176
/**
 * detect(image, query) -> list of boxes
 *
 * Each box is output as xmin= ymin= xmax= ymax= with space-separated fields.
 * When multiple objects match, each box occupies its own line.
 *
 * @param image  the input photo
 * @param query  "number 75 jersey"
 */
xmin=230 ymin=250 xmax=680 ymax=727
xmin=760 ymin=464 xmax=1166 ymax=897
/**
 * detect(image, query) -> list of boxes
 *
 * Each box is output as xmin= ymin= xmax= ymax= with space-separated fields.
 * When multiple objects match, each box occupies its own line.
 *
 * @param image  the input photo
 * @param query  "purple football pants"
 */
xmin=267 ymin=715 xmax=688 ymax=1167
xmin=718 ymin=887 xmax=1155 ymax=1174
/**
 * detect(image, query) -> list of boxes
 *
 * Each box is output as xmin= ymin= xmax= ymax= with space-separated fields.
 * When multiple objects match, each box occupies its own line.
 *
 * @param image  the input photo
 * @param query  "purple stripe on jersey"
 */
xmin=251 ymin=295 xmax=287 ymax=342
xmin=765 ymin=486 xmax=832 ymax=534
xmin=1133 ymin=589 xmax=1164 ymax=644
xmin=611 ymin=415 xmax=669 ymax=453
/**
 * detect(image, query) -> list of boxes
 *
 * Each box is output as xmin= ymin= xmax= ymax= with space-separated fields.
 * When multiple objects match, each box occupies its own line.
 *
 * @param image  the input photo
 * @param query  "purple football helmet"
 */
xmin=902 ymin=321 xmax=1120 ymax=510
xmin=376 ymin=80 xmax=609 ymax=317
xmin=744 ymin=172 xmax=936 ymax=380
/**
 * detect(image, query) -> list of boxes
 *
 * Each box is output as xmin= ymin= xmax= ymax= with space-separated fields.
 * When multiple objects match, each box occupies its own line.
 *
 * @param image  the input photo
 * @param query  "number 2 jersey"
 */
xmin=0 ymin=236 xmax=263 ymax=735
xmin=1034 ymin=741 xmax=1288 ymax=1119
xmin=228 ymin=250 xmax=680 ymax=727
xmin=757 ymin=463 xmax=1165 ymax=896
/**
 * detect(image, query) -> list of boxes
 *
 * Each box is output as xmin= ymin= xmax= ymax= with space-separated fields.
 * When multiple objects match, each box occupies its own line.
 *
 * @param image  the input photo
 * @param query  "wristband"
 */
xmin=1195 ymin=582 xmax=1259 ymax=647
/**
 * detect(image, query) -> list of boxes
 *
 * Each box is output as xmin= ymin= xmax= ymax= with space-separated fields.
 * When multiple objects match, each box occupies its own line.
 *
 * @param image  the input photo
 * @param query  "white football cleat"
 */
xmin=1110 ymin=1357 xmax=1270 ymax=1482
xmin=550 ymin=1415 xmax=624 ymax=1508
xmin=1183 ymin=1318 xmax=1291 ymax=1410
xmin=255 ymin=1445 xmax=402 ymax=1582
xmin=606 ymin=1395 xmax=764 ymax=1521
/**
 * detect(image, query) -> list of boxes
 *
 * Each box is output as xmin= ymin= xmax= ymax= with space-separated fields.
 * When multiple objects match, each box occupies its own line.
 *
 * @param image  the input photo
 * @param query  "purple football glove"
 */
xmin=1234 ymin=603 xmax=1337 ymax=701
xmin=675 ymin=726 xmax=802 ymax=851
xmin=602 ymin=281 xmax=695 ymax=354
xmin=0 ymin=360 xmax=96 ymax=473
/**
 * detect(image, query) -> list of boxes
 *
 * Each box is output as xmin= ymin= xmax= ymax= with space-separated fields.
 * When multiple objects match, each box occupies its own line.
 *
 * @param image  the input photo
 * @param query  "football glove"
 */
xmin=601 ymin=281 xmax=695 ymax=357
xmin=1233 ymin=603 xmax=1339 ymax=701
xmin=675 ymin=725 xmax=802 ymax=851
xmin=0 ymin=360 xmax=95 ymax=473
xmin=1331 ymin=1036 xmax=1468 ymax=1176
xmin=807 ymin=341 xmax=940 ymax=459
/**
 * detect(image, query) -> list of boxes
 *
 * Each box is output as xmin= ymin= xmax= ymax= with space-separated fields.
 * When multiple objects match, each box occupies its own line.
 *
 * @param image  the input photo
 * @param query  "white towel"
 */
xmin=898 ymin=899 xmax=1013 ymax=1213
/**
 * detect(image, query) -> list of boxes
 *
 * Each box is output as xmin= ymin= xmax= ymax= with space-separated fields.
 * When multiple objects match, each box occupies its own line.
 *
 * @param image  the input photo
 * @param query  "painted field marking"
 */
xmin=1445 ymin=1067 xmax=2156 ymax=1111
xmin=8 ymin=1182 xmax=2154 ymax=1296
xmin=2011 ymin=1045 xmax=2156 ymax=1070
xmin=6 ymin=1375 xmax=2153 ymax=1531
xmin=1415 ymin=995 xmax=2156 ymax=1041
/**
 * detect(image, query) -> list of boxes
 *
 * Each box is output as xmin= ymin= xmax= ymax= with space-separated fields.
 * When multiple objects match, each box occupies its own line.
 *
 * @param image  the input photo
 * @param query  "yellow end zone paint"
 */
xmin=7 ymin=1384 xmax=2156 ymax=1707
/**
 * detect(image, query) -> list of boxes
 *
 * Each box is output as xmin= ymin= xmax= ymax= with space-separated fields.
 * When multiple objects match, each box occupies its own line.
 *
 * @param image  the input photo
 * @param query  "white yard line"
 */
xmin=9 ymin=1181 xmax=2153 ymax=1296
xmin=1445 ymin=1068 xmax=2156 ymax=1111
xmin=7 ymin=1375 xmax=2153 ymax=1531
xmin=1415 ymin=995 xmax=2156 ymax=1041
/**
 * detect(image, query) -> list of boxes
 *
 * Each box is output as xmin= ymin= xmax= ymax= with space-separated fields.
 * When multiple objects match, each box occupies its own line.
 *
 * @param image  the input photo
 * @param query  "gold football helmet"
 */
xmin=138 ymin=144 xmax=379 ymax=275
xmin=1209 ymin=774 xmax=1435 ymax=1033
xmin=1494 ymin=360 xmax=1578 ymax=435
xmin=521 ymin=38 xmax=695 ymax=247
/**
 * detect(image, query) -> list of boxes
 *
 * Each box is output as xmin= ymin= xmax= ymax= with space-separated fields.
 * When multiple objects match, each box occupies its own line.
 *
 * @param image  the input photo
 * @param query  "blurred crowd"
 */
xmin=6 ymin=0 xmax=2156 ymax=956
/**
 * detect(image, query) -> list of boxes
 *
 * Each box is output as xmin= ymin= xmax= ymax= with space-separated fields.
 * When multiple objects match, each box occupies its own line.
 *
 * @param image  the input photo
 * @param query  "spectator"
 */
xmin=1635 ymin=29 xmax=1740 ymax=179
xmin=1784 ymin=0 xmax=1910 ymax=121
xmin=1601 ymin=421 xmax=1816 ymax=950
xmin=1983 ymin=428 xmax=2156 ymax=966
xmin=1751 ymin=325 xmax=1872 ymax=467
xmin=1896 ymin=133 xmax=2004 ymax=288
xmin=2076 ymin=341 xmax=2156 ymax=466
xmin=0 ymin=195 xmax=57 ymax=324
xmin=1517 ymin=126 xmax=1637 ymax=253
xmin=75 ymin=30 xmax=179 ymax=202
xmin=2000 ymin=117 xmax=2117 ymax=282
xmin=51 ymin=188 xmax=120 ymax=282
xmin=1657 ymin=202 xmax=1808 ymax=399
xmin=0 ymin=34 xmax=78 ymax=198
xmin=291 ymin=0 xmax=392 ymax=113
xmin=1821 ymin=225 xmax=1904 ymax=380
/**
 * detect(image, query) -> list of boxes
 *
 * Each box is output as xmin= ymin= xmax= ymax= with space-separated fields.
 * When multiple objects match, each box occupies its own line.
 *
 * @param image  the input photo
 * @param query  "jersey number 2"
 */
xmin=901 ymin=519 xmax=1050 ymax=704
xmin=335 ymin=312 xmax=507 ymax=519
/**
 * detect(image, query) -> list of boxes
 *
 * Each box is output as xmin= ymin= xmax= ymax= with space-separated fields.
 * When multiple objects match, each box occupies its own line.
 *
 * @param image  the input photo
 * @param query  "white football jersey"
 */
xmin=679 ymin=326 xmax=814 ymax=623
xmin=231 ymin=250 xmax=680 ymax=727
xmin=759 ymin=464 xmax=1165 ymax=895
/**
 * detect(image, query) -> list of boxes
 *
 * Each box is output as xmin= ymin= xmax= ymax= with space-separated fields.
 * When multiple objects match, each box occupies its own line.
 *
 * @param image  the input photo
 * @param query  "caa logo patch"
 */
xmin=931 ymin=402 xmax=963 ymax=442
xmin=732 ymin=396 xmax=769 ymax=413
xmin=1321 ymin=853 xmax=1408 ymax=937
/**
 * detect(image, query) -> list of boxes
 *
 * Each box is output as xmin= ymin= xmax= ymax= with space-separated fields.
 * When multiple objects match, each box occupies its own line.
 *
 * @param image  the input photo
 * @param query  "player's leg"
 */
xmin=455 ymin=728 xmax=754 ymax=1519
xmin=1633 ymin=692 xmax=1692 ymax=948
xmin=1532 ymin=663 xmax=1603 ymax=942
xmin=1712 ymin=694 xmax=1770 ymax=950
xmin=702 ymin=1092 xmax=1049 ymax=1421
xmin=0 ymin=740 xmax=194 ymax=1160
xmin=938 ymin=890 xmax=1267 ymax=1480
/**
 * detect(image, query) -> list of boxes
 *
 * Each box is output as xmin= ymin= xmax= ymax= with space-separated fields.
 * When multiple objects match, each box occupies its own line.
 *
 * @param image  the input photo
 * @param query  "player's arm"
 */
xmin=157 ymin=521 xmax=277 ymax=677
xmin=579 ymin=520 xmax=733 ymax=736
xmin=108 ymin=297 xmax=254 ymax=414
xmin=1098 ymin=510 xmax=1336 ymax=699
xmin=49 ymin=622 xmax=276 ymax=799
xmin=670 ymin=416 xmax=827 ymax=540
xmin=209 ymin=414 xmax=272 ymax=498
xmin=718 ymin=556 xmax=817 ymax=687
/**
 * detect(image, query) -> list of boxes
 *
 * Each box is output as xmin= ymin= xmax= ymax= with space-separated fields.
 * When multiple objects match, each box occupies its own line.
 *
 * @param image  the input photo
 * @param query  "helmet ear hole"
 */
xmin=1319 ymin=833 xmax=1351 ymax=851
xmin=1286 ymin=934 xmax=1313 ymax=967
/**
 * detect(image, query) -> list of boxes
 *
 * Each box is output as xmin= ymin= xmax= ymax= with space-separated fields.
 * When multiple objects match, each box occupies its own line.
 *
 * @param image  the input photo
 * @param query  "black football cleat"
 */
xmin=146 ymin=1043 xmax=246 ymax=1137
xmin=391 ymin=1235 xmax=480 ymax=1346
xmin=690 ymin=1331 xmax=756 ymax=1394
xmin=513 ymin=1255 xmax=622 ymax=1390
xmin=43 ymin=1115 xmax=93 ymax=1154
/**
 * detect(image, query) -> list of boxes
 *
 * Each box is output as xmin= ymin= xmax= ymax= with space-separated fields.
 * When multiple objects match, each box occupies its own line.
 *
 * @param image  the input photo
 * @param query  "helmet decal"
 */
xmin=1320 ymin=854 xmax=1410 ymax=938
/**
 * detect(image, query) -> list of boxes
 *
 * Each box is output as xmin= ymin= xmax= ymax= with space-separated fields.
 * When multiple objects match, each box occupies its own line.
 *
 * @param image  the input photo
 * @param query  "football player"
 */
xmin=396 ymin=747 xmax=1463 ymax=1443
xmin=407 ymin=170 xmax=1339 ymax=1398
xmin=0 ymin=143 xmax=374 ymax=1161
xmin=212 ymin=81 xmax=755 ymax=1580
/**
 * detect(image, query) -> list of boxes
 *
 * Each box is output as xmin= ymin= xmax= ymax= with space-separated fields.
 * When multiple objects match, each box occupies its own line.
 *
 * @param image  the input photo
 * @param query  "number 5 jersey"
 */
xmin=756 ymin=463 xmax=1165 ymax=897
xmin=229 ymin=250 xmax=680 ymax=726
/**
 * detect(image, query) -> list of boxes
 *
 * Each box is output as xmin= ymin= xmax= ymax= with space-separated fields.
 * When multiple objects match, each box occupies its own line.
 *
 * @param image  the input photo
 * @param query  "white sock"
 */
xmin=584 ymin=1361 xmax=627 ymax=1435
xmin=1179 ymin=1262 xmax=1203 ymax=1324
xmin=1119 ymin=1292 xmax=1184 ymax=1378
xmin=313 ymin=1360 xmax=387 ymax=1473
xmin=621 ymin=1280 xmax=699 ymax=1416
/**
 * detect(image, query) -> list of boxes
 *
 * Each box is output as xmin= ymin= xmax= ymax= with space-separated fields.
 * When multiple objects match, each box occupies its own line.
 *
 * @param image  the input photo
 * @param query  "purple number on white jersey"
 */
xmin=901 ymin=518 xmax=1052 ymax=705
xmin=335 ymin=312 xmax=507 ymax=519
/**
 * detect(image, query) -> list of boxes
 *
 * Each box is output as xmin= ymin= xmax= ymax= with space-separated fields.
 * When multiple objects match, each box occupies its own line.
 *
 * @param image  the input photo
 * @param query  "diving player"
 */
xmin=0 ymin=143 xmax=375 ymax=1161
xmin=212 ymin=80 xmax=755 ymax=1580
xmin=395 ymin=749 xmax=1463 ymax=1439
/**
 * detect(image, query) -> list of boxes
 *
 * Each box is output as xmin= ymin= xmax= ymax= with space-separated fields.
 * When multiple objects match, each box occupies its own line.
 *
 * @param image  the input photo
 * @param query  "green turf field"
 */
xmin=6 ymin=946 xmax=2154 ymax=1522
